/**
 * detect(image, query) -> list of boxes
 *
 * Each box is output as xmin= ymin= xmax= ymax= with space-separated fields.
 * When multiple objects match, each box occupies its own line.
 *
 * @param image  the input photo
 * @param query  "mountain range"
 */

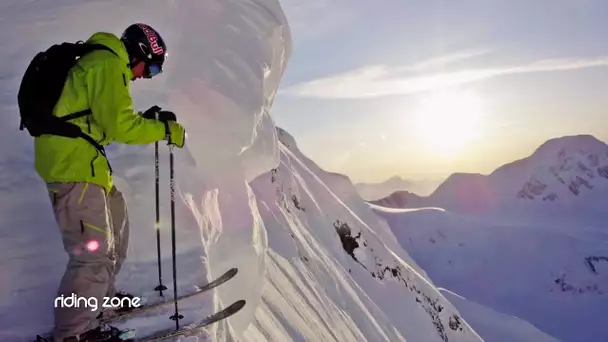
xmin=355 ymin=176 xmax=440 ymax=200
xmin=371 ymin=134 xmax=608 ymax=217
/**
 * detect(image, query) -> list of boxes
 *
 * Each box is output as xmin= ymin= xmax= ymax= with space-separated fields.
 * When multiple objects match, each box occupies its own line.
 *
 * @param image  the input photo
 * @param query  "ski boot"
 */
xmin=95 ymin=290 xmax=140 ymax=322
xmin=112 ymin=290 xmax=139 ymax=313
xmin=36 ymin=324 xmax=133 ymax=342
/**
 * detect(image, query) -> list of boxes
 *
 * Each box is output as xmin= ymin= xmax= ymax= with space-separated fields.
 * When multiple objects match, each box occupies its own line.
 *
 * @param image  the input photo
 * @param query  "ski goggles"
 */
xmin=145 ymin=62 xmax=163 ymax=78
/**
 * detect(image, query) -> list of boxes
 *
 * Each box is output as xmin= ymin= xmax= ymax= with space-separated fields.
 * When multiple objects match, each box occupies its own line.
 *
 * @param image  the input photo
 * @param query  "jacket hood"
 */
xmin=85 ymin=32 xmax=132 ymax=77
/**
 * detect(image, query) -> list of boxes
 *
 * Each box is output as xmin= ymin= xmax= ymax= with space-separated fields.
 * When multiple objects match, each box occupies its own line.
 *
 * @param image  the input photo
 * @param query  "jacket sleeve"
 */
xmin=86 ymin=57 xmax=166 ymax=144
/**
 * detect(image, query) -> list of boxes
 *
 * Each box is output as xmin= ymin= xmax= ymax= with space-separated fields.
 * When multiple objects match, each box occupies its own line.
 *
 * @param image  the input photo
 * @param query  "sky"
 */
xmin=272 ymin=0 xmax=608 ymax=184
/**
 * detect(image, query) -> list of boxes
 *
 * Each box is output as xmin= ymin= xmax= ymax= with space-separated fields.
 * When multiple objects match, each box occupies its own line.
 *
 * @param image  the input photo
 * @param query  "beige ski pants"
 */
xmin=46 ymin=182 xmax=129 ymax=340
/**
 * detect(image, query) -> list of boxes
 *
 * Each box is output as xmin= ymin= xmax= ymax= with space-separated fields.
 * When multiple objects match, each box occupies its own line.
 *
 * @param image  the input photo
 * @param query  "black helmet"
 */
xmin=121 ymin=23 xmax=167 ymax=78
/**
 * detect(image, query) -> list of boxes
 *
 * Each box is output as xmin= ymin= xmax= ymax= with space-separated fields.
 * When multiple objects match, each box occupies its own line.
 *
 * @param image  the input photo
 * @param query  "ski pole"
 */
xmin=168 ymin=144 xmax=183 ymax=329
xmin=154 ymin=141 xmax=167 ymax=296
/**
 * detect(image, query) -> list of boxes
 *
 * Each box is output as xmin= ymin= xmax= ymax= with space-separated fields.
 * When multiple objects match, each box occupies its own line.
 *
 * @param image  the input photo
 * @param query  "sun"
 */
xmin=412 ymin=89 xmax=485 ymax=158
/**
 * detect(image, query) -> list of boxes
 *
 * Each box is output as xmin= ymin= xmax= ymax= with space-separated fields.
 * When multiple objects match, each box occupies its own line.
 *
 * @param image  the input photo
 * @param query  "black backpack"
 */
xmin=17 ymin=41 xmax=118 ymax=174
xmin=18 ymin=41 xmax=117 ymax=138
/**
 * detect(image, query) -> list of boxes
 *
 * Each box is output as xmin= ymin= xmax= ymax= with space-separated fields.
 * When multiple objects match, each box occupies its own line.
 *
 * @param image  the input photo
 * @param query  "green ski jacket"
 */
xmin=34 ymin=32 xmax=166 ymax=194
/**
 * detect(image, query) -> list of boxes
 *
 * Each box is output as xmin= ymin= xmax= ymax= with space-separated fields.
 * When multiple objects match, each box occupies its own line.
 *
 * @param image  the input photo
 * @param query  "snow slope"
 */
xmin=373 ymin=204 xmax=608 ymax=342
xmin=241 ymin=129 xmax=482 ymax=342
xmin=0 ymin=1 xmax=486 ymax=341
xmin=438 ymin=289 xmax=559 ymax=342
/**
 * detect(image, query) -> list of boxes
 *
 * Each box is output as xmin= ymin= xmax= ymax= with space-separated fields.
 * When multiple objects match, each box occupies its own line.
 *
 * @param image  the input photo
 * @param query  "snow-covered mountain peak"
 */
xmin=355 ymin=175 xmax=431 ymax=200
xmin=532 ymin=134 xmax=608 ymax=162
xmin=369 ymin=190 xmax=422 ymax=208
xmin=386 ymin=175 xmax=408 ymax=184
xmin=491 ymin=134 xmax=608 ymax=201
xmin=427 ymin=173 xmax=490 ymax=199
xmin=440 ymin=172 xmax=486 ymax=186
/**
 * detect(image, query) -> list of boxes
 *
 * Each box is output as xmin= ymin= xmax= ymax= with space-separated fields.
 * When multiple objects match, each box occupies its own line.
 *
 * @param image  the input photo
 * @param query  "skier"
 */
xmin=34 ymin=24 xmax=185 ymax=341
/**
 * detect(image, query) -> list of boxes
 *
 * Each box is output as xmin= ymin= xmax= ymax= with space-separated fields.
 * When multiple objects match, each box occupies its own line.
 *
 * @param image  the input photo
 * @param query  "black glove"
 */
xmin=141 ymin=105 xmax=161 ymax=119
xmin=141 ymin=106 xmax=177 ymax=122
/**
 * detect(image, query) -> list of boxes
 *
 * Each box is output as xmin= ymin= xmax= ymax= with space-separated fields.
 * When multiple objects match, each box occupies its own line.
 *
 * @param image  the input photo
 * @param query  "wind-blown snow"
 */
xmin=0 ymin=1 xmax=488 ymax=342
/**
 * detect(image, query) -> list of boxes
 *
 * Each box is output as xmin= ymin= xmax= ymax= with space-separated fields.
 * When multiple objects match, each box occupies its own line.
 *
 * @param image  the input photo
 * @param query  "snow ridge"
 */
xmin=242 ymin=128 xmax=483 ymax=342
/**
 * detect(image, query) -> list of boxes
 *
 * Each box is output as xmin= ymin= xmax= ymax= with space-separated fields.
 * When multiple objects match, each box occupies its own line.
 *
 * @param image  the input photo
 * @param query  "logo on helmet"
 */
xmin=138 ymin=24 xmax=164 ymax=55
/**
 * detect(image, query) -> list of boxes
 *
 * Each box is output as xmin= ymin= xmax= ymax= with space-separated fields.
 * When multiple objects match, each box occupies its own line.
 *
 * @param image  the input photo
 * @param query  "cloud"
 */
xmin=399 ymin=49 xmax=492 ymax=72
xmin=281 ymin=56 xmax=608 ymax=99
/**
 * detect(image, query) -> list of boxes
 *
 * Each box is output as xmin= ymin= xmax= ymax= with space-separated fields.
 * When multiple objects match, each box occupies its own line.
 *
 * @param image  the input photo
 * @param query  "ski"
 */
xmin=33 ymin=268 xmax=238 ymax=341
xmin=101 ymin=267 xmax=238 ymax=324
xmin=129 ymin=299 xmax=246 ymax=341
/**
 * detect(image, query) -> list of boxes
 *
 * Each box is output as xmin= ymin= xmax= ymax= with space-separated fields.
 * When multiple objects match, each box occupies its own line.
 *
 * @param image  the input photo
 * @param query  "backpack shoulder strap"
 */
xmin=73 ymin=41 xmax=119 ymax=58
xmin=58 ymin=43 xmax=122 ymax=122
xmin=85 ymin=43 xmax=120 ymax=58
xmin=60 ymin=108 xmax=94 ymax=122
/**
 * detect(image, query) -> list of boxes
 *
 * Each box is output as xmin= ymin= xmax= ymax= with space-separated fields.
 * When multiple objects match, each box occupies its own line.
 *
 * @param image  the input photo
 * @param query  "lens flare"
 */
xmin=86 ymin=240 xmax=100 ymax=252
